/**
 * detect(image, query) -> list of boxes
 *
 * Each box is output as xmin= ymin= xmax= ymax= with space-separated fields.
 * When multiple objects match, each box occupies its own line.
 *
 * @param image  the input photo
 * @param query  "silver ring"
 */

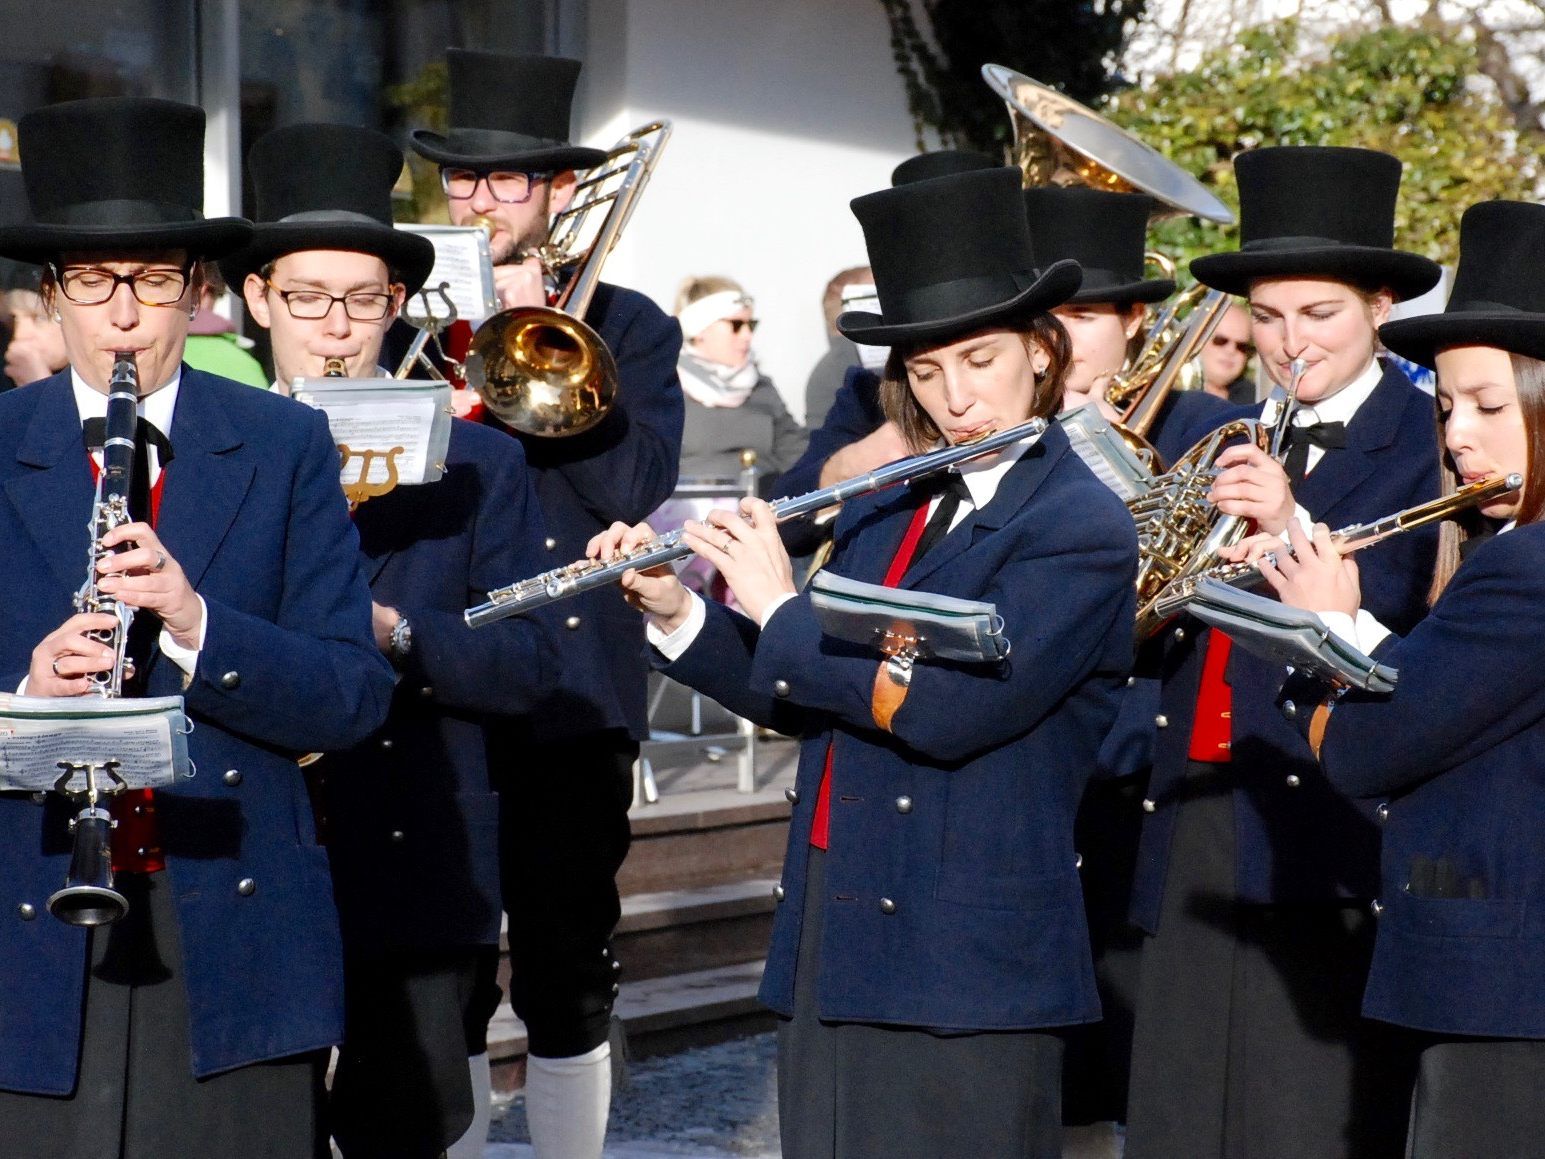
xmin=721 ymin=536 xmax=734 ymax=552
xmin=153 ymin=550 xmax=167 ymax=573
xmin=51 ymin=657 xmax=64 ymax=678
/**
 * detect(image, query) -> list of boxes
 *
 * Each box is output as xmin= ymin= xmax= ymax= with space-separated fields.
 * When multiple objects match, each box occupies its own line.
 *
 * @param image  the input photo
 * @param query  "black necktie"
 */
xmin=1282 ymin=420 xmax=1347 ymax=489
xmin=906 ymin=472 xmax=973 ymax=574
xmin=82 ymin=416 xmax=175 ymax=524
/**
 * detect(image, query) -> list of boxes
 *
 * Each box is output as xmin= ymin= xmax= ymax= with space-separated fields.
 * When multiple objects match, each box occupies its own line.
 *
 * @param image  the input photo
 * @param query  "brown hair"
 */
xmin=674 ymin=274 xmax=743 ymax=315
xmin=1429 ymin=351 xmax=1545 ymax=600
xmin=879 ymin=315 xmax=1072 ymax=451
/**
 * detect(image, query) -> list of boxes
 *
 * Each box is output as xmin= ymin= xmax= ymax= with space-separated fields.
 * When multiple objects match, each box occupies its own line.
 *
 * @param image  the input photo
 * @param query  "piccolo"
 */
xmin=465 ymin=417 xmax=1049 ymax=627
xmin=1148 ymin=472 xmax=1523 ymax=624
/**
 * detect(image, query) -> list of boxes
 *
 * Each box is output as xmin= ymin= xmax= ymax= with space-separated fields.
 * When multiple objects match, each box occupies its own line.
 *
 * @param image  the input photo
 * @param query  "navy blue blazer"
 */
xmin=0 ymin=368 xmax=393 ymax=1095
xmin=484 ymin=280 xmax=683 ymax=742
xmin=1131 ymin=363 xmax=1442 ymax=931
xmin=665 ymin=423 xmax=1138 ymax=1030
xmin=1311 ymin=525 xmax=1545 ymax=1038
xmin=318 ymin=420 xmax=559 ymax=955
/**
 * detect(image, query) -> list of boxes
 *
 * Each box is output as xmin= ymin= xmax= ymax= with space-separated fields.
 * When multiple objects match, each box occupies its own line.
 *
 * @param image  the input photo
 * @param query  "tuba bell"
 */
xmin=466 ymin=120 xmax=671 ymax=438
xmin=982 ymin=64 xmax=1234 ymax=470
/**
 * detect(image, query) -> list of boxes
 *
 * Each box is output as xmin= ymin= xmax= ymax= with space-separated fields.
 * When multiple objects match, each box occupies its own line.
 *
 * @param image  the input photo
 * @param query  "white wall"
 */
xmin=570 ymin=0 xmax=922 ymax=421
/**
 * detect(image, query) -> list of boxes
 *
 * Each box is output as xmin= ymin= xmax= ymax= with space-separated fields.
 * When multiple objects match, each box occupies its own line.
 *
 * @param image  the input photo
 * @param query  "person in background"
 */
xmin=675 ymin=275 xmax=806 ymax=486
xmin=0 ymin=259 xmax=68 ymax=387
xmin=803 ymin=265 xmax=871 ymax=427
xmin=1199 ymin=301 xmax=1257 ymax=404
xmin=182 ymin=262 xmax=268 ymax=388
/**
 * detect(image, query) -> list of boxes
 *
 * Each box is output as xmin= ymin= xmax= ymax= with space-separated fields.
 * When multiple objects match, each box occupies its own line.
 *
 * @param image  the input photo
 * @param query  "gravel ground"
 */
xmin=489 ymin=1032 xmax=781 ymax=1157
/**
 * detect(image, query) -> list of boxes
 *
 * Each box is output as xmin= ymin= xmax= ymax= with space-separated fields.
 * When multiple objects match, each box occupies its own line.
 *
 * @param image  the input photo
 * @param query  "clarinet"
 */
xmin=48 ymin=353 xmax=140 ymax=926
xmin=466 ymin=418 xmax=1049 ymax=627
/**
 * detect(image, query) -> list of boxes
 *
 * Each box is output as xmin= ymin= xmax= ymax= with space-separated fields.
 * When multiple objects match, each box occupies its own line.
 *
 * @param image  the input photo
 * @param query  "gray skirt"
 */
xmin=0 ymin=872 xmax=328 ymax=1159
xmin=776 ymin=846 xmax=1064 ymax=1159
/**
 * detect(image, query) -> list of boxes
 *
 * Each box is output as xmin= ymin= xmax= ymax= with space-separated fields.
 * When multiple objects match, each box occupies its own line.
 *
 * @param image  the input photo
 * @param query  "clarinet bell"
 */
xmin=47 ymin=806 xmax=129 ymax=927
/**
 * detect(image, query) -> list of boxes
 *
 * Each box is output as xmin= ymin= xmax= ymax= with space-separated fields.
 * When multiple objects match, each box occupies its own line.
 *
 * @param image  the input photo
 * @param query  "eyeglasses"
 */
xmin=265 ymin=282 xmax=397 ymax=322
xmin=726 ymin=318 xmax=759 ymax=334
xmin=439 ymin=168 xmax=553 ymax=204
xmin=1210 ymin=335 xmax=1256 ymax=356
xmin=52 ymin=264 xmax=191 ymax=307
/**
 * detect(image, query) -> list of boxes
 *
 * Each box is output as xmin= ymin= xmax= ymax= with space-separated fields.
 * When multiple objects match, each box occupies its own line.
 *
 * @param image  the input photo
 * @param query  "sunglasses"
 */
xmin=726 ymin=318 xmax=759 ymax=334
xmin=1210 ymin=335 xmax=1256 ymax=356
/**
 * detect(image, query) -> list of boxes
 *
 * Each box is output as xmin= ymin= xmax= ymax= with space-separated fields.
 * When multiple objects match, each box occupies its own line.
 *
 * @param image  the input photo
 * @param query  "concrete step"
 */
xmin=620 ymin=796 xmax=791 ymax=895
xmin=488 ymin=960 xmax=770 ymax=1093
xmin=615 ymin=878 xmax=778 ymax=981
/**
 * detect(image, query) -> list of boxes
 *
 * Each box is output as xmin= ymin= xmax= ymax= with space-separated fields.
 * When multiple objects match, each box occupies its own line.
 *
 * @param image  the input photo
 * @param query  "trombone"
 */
xmin=465 ymin=120 xmax=672 ymax=438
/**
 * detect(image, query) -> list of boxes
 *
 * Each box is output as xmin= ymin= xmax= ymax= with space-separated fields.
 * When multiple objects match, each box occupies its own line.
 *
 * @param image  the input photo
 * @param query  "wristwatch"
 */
xmin=387 ymin=614 xmax=414 ymax=667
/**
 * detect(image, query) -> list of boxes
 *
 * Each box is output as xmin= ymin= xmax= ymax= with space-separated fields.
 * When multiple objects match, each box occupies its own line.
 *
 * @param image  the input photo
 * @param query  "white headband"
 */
xmin=678 ymin=290 xmax=753 ymax=339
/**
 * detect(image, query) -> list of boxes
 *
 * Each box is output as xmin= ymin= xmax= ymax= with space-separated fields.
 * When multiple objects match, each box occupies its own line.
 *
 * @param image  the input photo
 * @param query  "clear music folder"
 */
xmin=1057 ymin=404 xmax=1156 ymax=501
xmin=1185 ymin=578 xmax=1398 ymax=692
xmin=807 ymin=572 xmax=1010 ymax=663
xmin=396 ymin=224 xmax=499 ymax=324
xmin=0 ymin=694 xmax=191 ymax=792
xmin=292 ymin=376 xmax=454 ymax=490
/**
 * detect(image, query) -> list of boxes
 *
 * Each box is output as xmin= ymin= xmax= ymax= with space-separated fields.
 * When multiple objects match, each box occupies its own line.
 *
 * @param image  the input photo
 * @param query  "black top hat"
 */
xmin=0 ymin=97 xmax=252 ymax=263
xmin=410 ymin=49 xmax=608 ymax=173
xmin=1023 ymin=187 xmax=1173 ymax=305
xmin=220 ymin=124 xmax=436 ymax=296
xmin=836 ymin=167 xmax=1082 ymax=347
xmin=891 ymin=150 xmax=999 ymax=188
xmin=1380 ymin=201 xmax=1545 ymax=369
xmin=1190 ymin=146 xmax=1440 ymax=302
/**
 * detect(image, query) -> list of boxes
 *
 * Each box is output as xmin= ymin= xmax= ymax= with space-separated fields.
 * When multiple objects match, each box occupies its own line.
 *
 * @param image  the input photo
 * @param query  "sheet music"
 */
xmin=1057 ymin=405 xmax=1154 ymax=501
xmin=0 ymin=695 xmax=189 ymax=792
xmin=326 ymin=397 xmax=442 ymax=486
xmin=396 ymin=225 xmax=498 ymax=324
xmin=292 ymin=377 xmax=454 ymax=488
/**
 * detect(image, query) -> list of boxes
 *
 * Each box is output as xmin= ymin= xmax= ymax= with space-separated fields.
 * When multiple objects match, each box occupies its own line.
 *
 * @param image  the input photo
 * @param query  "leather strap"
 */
xmin=1308 ymin=700 xmax=1335 ymax=761
xmin=871 ymin=655 xmax=913 ymax=732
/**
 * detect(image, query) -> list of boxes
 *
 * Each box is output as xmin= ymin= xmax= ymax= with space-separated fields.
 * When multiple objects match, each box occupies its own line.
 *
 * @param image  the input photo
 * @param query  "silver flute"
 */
xmin=466 ymin=417 xmax=1049 ymax=627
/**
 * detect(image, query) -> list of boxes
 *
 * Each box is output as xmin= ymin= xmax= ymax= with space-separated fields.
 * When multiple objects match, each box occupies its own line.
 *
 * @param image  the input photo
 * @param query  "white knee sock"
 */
xmin=445 ymin=1052 xmax=492 ymax=1159
xmin=524 ymin=1042 xmax=612 ymax=1159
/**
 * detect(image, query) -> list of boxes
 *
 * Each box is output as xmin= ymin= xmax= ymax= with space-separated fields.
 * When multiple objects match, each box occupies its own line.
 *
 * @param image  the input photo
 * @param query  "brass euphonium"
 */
xmin=466 ymin=120 xmax=672 ymax=437
xmin=982 ymin=63 xmax=1235 ymax=472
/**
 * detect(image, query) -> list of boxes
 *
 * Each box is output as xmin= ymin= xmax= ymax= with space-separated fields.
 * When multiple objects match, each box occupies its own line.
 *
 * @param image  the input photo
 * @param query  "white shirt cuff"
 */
xmin=759 ymin=592 xmax=797 ymax=629
xmin=1318 ymin=608 xmax=1392 ymax=655
xmin=1281 ymin=503 xmax=1315 ymax=541
xmin=646 ymin=591 xmax=707 ymax=661
xmin=158 ymin=595 xmax=208 ymax=677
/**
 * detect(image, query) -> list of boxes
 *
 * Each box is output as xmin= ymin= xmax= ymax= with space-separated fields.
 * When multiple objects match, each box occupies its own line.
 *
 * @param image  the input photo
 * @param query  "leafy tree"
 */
xmin=880 ymin=0 xmax=1148 ymax=152
xmin=1104 ymin=18 xmax=1542 ymax=270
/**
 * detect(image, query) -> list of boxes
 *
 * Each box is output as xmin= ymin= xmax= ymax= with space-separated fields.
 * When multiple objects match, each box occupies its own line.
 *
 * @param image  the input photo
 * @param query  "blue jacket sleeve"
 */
xmin=184 ymin=406 xmax=395 ymax=752
xmin=774 ymin=367 xmax=884 ymax=555
xmin=1319 ymin=530 xmax=1545 ymax=798
xmin=521 ymin=288 xmax=684 ymax=525
xmin=395 ymin=440 xmax=559 ymax=717
xmin=749 ymin=511 xmax=1138 ymax=765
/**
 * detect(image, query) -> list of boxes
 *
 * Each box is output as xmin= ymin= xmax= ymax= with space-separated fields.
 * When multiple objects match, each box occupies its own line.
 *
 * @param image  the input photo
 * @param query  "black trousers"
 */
xmin=0 ymin=873 xmax=328 ymax=1159
xmin=1126 ymin=761 xmax=1414 ymax=1159
xmin=497 ymin=731 xmax=635 ymax=1058
xmin=329 ymin=945 xmax=503 ymax=1159
xmin=777 ymin=847 xmax=1064 ymax=1159
xmin=1405 ymin=1036 xmax=1545 ymax=1159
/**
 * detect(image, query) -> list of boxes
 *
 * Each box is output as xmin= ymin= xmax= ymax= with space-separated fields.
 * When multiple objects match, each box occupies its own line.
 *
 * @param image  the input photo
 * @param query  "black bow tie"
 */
xmin=82 ymin=415 xmax=175 ymax=524
xmin=1283 ymin=420 xmax=1347 ymax=452
xmin=1282 ymin=420 xmax=1347 ymax=487
xmin=81 ymin=415 xmax=175 ymax=464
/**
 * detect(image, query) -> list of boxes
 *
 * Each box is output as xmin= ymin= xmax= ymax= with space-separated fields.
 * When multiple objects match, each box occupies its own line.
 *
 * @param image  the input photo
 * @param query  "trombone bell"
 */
xmin=466 ymin=305 xmax=619 ymax=438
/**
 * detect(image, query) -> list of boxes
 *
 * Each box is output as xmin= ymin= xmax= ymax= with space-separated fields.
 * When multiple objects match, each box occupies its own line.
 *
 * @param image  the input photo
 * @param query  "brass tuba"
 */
xmin=982 ymin=64 xmax=1234 ymax=469
xmin=466 ymin=120 xmax=672 ymax=438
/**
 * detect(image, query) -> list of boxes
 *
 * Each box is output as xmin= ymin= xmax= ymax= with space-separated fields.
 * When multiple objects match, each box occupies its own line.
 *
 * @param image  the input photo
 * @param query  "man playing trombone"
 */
xmin=412 ymin=48 xmax=684 ymax=1158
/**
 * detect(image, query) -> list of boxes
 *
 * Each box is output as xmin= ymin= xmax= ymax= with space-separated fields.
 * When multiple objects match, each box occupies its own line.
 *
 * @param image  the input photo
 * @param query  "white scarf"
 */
xmin=677 ymin=349 xmax=760 ymax=408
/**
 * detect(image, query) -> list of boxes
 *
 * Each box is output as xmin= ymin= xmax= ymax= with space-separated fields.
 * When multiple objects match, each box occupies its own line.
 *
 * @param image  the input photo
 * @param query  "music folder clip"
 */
xmin=1184 ymin=578 xmax=1398 ymax=692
